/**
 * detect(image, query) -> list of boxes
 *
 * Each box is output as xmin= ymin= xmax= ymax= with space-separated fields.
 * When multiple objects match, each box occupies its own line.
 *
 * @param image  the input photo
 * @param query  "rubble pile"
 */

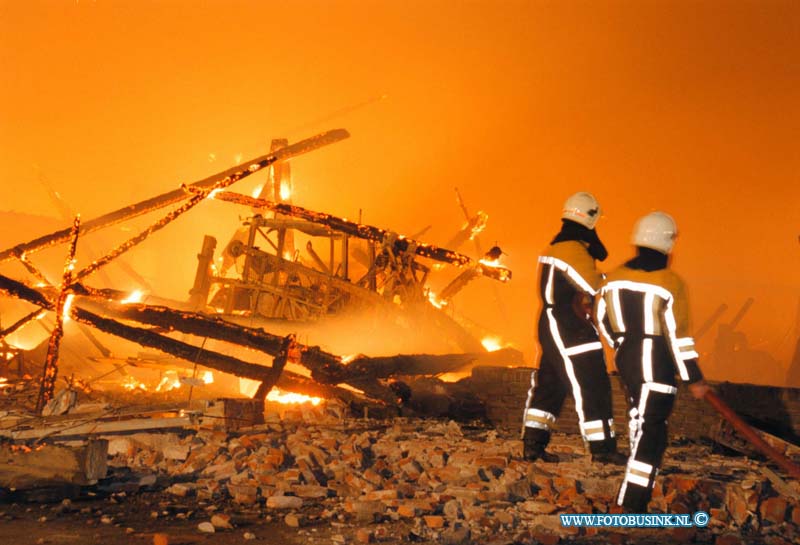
xmin=84 ymin=404 xmax=800 ymax=544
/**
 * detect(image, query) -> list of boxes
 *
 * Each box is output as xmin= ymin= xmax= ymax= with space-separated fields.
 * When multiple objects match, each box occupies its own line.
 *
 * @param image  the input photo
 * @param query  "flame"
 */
xmin=62 ymin=293 xmax=75 ymax=322
xmin=279 ymin=180 xmax=291 ymax=201
xmin=340 ymin=353 xmax=359 ymax=364
xmin=251 ymin=184 xmax=264 ymax=198
xmin=239 ymin=377 xmax=260 ymax=397
xmin=470 ymin=211 xmax=489 ymax=240
xmin=155 ymin=370 xmax=182 ymax=392
xmin=0 ymin=377 xmax=9 ymax=388
xmin=477 ymin=257 xmax=512 ymax=282
xmin=35 ymin=281 xmax=48 ymax=288
xmin=481 ymin=336 xmax=504 ymax=352
xmin=337 ymin=383 xmax=366 ymax=395
xmin=438 ymin=371 xmax=471 ymax=383
xmin=202 ymin=371 xmax=214 ymax=384
xmin=266 ymin=388 xmax=322 ymax=406
xmin=239 ymin=378 xmax=322 ymax=405
xmin=207 ymin=188 xmax=223 ymax=200
xmin=427 ymin=291 xmax=447 ymax=309
xmin=121 ymin=290 xmax=144 ymax=304
xmin=234 ymin=153 xmax=243 ymax=165
xmin=122 ymin=376 xmax=148 ymax=391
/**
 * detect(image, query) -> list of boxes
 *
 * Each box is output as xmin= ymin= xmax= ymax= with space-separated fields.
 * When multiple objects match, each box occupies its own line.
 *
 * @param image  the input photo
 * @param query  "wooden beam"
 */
xmin=0 ymin=439 xmax=107 ymax=489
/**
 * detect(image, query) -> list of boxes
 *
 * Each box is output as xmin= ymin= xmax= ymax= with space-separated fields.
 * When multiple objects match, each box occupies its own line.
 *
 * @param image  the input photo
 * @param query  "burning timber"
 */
xmin=0 ymin=127 xmax=525 ymax=425
xmin=0 ymin=272 xmax=522 ymax=408
xmin=0 ymin=130 xmax=349 ymax=264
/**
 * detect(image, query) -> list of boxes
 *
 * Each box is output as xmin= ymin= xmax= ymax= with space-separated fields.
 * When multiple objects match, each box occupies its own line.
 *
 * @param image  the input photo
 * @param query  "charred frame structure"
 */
xmin=0 ymin=128 xmax=518 ymax=413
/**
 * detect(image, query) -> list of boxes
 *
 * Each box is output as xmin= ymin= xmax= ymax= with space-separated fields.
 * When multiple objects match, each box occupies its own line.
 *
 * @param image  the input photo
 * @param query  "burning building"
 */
xmin=2 ymin=2 xmax=800 ymax=544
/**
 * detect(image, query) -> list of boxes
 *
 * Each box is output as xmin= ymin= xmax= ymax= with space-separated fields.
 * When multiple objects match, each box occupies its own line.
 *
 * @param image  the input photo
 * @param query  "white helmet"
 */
xmin=632 ymin=211 xmax=677 ymax=254
xmin=562 ymin=192 xmax=601 ymax=229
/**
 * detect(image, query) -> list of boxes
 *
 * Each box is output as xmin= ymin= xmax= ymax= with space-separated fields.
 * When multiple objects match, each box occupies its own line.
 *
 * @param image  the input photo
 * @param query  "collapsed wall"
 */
xmin=469 ymin=366 xmax=800 ymax=440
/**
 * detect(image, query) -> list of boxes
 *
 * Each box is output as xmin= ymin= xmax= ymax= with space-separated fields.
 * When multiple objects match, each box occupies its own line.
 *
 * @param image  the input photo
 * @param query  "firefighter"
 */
xmin=522 ymin=192 xmax=624 ymax=465
xmin=596 ymin=211 xmax=709 ymax=512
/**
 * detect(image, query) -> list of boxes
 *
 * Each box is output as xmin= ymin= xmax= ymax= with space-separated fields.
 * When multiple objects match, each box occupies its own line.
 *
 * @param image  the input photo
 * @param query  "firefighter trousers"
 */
xmin=523 ymin=307 xmax=616 ymax=452
xmin=615 ymin=337 xmax=678 ymax=511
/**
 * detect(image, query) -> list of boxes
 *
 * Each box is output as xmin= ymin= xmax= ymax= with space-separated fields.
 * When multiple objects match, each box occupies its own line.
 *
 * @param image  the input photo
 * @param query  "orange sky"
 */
xmin=1 ymin=1 xmax=798 ymax=385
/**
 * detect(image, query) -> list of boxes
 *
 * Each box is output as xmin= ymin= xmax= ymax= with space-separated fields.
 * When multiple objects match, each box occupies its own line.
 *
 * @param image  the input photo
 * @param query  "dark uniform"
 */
xmin=597 ymin=249 xmax=703 ymax=511
xmin=523 ymin=224 xmax=617 ymax=457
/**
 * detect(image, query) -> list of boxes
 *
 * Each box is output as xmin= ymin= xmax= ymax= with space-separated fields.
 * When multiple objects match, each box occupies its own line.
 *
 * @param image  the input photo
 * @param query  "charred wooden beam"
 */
xmin=15 ymin=254 xmax=52 ymax=286
xmin=0 ymin=274 xmax=54 ymax=310
xmin=71 ymin=307 xmax=274 ymax=382
xmin=346 ymin=347 xmax=524 ymax=378
xmin=0 ymin=308 xmax=47 ymax=341
xmin=74 ymin=185 xmax=218 ymax=281
xmin=2 ymin=272 xmax=510 ymax=406
xmin=444 ymin=211 xmax=488 ymax=251
xmin=36 ymin=216 xmax=80 ymax=413
xmin=438 ymin=268 xmax=481 ymax=302
xmin=254 ymin=334 xmax=295 ymax=399
xmin=73 ymin=138 xmax=320 ymax=282
xmin=0 ymin=129 xmax=349 ymax=264
xmin=211 ymin=191 xmax=512 ymax=283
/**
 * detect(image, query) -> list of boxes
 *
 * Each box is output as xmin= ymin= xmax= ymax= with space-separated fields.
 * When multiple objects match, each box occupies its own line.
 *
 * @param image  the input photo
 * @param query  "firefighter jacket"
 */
xmin=538 ymin=239 xmax=602 ymax=340
xmin=596 ymin=265 xmax=704 ymax=384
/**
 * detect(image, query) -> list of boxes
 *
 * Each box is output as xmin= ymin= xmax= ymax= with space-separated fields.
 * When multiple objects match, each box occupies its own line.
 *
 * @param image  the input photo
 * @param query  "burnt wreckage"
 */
xmin=0 ymin=128 xmax=520 ymax=414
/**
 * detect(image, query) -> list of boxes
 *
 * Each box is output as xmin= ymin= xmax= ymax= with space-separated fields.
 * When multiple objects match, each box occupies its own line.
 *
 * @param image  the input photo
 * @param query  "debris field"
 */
xmin=3 ymin=397 xmax=800 ymax=545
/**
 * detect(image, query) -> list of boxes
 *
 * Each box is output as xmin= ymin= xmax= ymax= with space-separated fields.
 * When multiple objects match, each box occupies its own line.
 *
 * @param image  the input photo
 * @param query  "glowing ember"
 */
xmin=121 ymin=290 xmax=145 ymax=304
xmin=202 ymin=371 xmax=214 ymax=384
xmin=207 ymin=188 xmax=223 ymax=200
xmin=0 ymin=377 xmax=10 ymax=388
xmin=340 ymin=353 xmax=359 ymax=364
xmin=62 ymin=293 xmax=75 ymax=322
xmin=481 ymin=336 xmax=504 ymax=352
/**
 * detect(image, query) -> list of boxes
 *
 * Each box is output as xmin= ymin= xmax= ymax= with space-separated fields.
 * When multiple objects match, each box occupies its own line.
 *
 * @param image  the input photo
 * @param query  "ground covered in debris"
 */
xmin=3 ymin=402 xmax=800 ymax=545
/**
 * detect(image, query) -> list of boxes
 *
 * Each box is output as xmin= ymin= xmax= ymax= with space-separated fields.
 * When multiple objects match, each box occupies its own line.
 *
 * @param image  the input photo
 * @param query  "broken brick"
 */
xmin=266 ymin=495 xmax=303 ymax=509
xmin=423 ymin=515 xmax=445 ymax=528
xmin=760 ymin=497 xmax=788 ymax=524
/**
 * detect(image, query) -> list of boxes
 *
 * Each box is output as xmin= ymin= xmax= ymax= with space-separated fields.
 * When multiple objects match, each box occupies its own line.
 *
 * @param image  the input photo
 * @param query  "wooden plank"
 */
xmin=0 ymin=439 xmax=107 ymax=489
xmin=1 ymin=415 xmax=195 ymax=441
xmin=761 ymin=466 xmax=800 ymax=501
